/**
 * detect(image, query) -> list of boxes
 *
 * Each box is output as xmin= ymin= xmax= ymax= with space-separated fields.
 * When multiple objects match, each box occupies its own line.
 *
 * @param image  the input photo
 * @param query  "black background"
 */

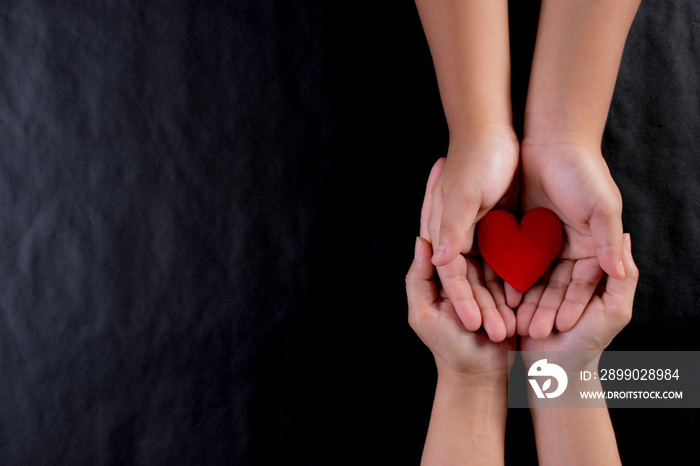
xmin=0 ymin=1 xmax=698 ymax=464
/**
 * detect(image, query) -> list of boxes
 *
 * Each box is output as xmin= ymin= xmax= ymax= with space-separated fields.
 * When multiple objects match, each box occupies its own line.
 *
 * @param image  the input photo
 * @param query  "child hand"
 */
xmin=427 ymin=133 xmax=519 ymax=266
xmin=406 ymin=237 xmax=516 ymax=382
xmin=517 ymin=142 xmax=624 ymax=339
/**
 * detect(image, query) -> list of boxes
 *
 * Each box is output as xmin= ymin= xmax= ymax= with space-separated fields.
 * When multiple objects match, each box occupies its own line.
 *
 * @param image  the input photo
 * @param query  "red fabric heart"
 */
xmin=476 ymin=208 xmax=563 ymax=293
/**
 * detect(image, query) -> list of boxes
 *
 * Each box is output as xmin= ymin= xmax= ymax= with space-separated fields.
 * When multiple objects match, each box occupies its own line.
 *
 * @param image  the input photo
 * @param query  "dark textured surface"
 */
xmin=0 ymin=1 xmax=697 ymax=464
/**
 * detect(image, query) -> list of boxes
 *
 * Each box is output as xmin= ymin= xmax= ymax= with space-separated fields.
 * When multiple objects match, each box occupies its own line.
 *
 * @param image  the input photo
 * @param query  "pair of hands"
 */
xmin=408 ymin=230 xmax=636 ymax=466
xmin=422 ymin=131 xmax=625 ymax=343
xmin=407 ymin=233 xmax=638 ymax=384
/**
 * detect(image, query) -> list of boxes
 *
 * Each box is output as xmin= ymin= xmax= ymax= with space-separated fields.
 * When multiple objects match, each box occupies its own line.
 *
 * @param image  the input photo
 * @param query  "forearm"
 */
xmin=530 ymin=374 xmax=621 ymax=465
xmin=524 ymin=0 xmax=641 ymax=147
xmin=415 ymin=0 xmax=513 ymax=144
xmin=421 ymin=373 xmax=507 ymax=465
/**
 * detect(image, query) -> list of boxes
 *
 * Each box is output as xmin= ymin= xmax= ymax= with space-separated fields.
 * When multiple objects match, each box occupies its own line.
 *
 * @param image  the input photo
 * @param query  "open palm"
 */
xmin=517 ymin=142 xmax=624 ymax=339
xmin=521 ymin=234 xmax=638 ymax=369
xmin=407 ymin=238 xmax=516 ymax=380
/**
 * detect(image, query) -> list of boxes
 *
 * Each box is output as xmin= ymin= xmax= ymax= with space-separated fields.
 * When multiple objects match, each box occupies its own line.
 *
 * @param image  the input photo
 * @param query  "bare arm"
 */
xmin=522 ymin=8 xmax=640 ymax=461
xmin=422 ymin=376 xmax=508 ymax=465
xmin=530 ymin=365 xmax=622 ymax=466
xmin=516 ymin=0 xmax=641 ymax=339
xmin=524 ymin=0 xmax=642 ymax=147
xmin=414 ymin=0 xmax=513 ymax=144
xmin=522 ymin=234 xmax=639 ymax=465
xmin=407 ymin=237 xmax=513 ymax=465
xmin=415 ymin=0 xmax=519 ymax=342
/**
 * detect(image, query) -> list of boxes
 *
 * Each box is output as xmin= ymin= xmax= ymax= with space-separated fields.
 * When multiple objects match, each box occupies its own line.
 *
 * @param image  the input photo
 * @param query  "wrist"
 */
xmin=423 ymin=360 xmax=508 ymax=466
xmin=522 ymin=351 xmax=602 ymax=376
xmin=522 ymin=112 xmax=603 ymax=151
xmin=436 ymin=362 xmax=510 ymax=390
xmin=435 ymin=370 xmax=508 ymax=416
xmin=525 ymin=353 xmax=606 ymax=409
xmin=519 ymin=136 xmax=603 ymax=168
xmin=448 ymin=124 xmax=519 ymax=155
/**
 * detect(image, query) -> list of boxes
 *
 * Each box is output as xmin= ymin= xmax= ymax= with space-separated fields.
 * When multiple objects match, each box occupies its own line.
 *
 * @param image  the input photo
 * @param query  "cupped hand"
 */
xmin=520 ymin=233 xmax=638 ymax=368
xmin=407 ymin=237 xmax=516 ymax=382
xmin=421 ymin=149 xmax=519 ymax=342
xmin=428 ymin=132 xmax=520 ymax=265
xmin=517 ymin=141 xmax=624 ymax=339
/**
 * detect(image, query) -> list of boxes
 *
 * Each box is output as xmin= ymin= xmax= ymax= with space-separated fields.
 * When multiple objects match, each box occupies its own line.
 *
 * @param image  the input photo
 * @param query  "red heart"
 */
xmin=476 ymin=208 xmax=563 ymax=293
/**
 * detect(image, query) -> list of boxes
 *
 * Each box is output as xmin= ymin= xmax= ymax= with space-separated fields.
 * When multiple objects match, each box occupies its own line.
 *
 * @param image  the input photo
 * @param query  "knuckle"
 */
xmin=600 ymin=194 xmax=622 ymax=217
xmin=405 ymin=273 xmax=414 ymax=288
xmin=428 ymin=223 xmax=440 ymax=243
xmin=571 ymin=276 xmax=600 ymax=289
xmin=627 ymin=265 xmax=640 ymax=281
xmin=407 ymin=306 xmax=429 ymax=332
xmin=467 ymin=274 xmax=485 ymax=288
xmin=484 ymin=275 xmax=501 ymax=289
xmin=563 ymin=295 xmax=588 ymax=309
xmin=627 ymin=271 xmax=640 ymax=288
xmin=481 ymin=304 xmax=499 ymax=318
xmin=547 ymin=279 xmax=570 ymax=291
xmin=536 ymin=302 xmax=560 ymax=314
xmin=407 ymin=310 xmax=418 ymax=330
xmin=443 ymin=179 xmax=474 ymax=196
xmin=615 ymin=305 xmax=633 ymax=328
xmin=405 ymin=276 xmax=421 ymax=296
xmin=439 ymin=268 xmax=468 ymax=282
xmin=451 ymin=295 xmax=478 ymax=309
xmin=439 ymin=221 xmax=468 ymax=239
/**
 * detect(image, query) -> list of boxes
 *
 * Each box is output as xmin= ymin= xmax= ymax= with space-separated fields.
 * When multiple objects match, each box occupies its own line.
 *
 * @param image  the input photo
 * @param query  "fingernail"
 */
xmin=624 ymin=234 xmax=632 ymax=256
xmin=414 ymin=237 xmax=422 ymax=260
xmin=433 ymin=244 xmax=447 ymax=259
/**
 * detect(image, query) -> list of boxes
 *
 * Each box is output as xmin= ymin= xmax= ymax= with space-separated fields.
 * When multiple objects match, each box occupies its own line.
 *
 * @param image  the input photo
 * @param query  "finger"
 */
xmin=436 ymin=257 xmax=482 ymax=332
xmin=466 ymin=258 xmax=507 ymax=342
xmin=601 ymin=233 xmax=639 ymax=324
xmin=590 ymin=201 xmax=625 ymax=280
xmin=555 ymin=258 xmax=604 ymax=332
xmin=504 ymin=281 xmax=523 ymax=309
xmin=406 ymin=237 xmax=439 ymax=311
xmin=432 ymin=185 xmax=480 ymax=267
xmin=516 ymin=283 xmax=545 ymax=336
xmin=428 ymin=186 xmax=444 ymax=252
xmin=483 ymin=262 xmax=517 ymax=338
xmin=420 ymin=158 xmax=446 ymax=240
xmin=516 ymin=267 xmax=550 ymax=335
xmin=529 ymin=260 xmax=574 ymax=340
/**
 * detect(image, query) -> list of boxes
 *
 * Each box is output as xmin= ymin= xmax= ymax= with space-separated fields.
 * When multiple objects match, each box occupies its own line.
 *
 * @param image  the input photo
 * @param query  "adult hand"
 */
xmin=520 ymin=233 xmax=638 ymax=361
xmin=521 ymin=234 xmax=637 ymax=466
xmin=407 ymin=237 xmax=516 ymax=381
xmin=408 ymin=235 xmax=515 ymax=466
xmin=517 ymin=141 xmax=624 ymax=339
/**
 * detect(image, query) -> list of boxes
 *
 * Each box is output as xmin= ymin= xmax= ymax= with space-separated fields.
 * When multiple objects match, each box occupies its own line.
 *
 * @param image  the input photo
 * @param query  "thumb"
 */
xmin=590 ymin=201 xmax=625 ymax=279
xmin=420 ymin=158 xmax=446 ymax=240
xmin=406 ymin=237 xmax=438 ymax=309
xmin=601 ymin=233 xmax=639 ymax=323
xmin=432 ymin=188 xmax=479 ymax=266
